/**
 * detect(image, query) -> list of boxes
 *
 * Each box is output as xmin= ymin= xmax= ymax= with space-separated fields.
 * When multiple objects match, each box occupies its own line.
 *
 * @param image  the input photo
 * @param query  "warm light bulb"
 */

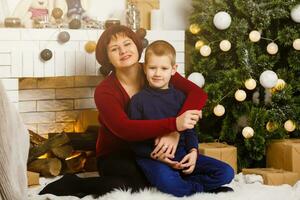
xmin=219 ymin=40 xmax=231 ymax=52
xmin=242 ymin=127 xmax=254 ymax=139
xmin=195 ymin=40 xmax=205 ymax=50
xmin=249 ymin=30 xmax=261 ymax=42
xmin=200 ymin=45 xmax=211 ymax=57
xmin=267 ymin=42 xmax=278 ymax=55
xmin=244 ymin=78 xmax=257 ymax=90
xmin=293 ymin=39 xmax=300 ymax=50
xmin=284 ymin=120 xmax=296 ymax=132
xmin=235 ymin=89 xmax=247 ymax=102
xmin=213 ymin=104 xmax=225 ymax=117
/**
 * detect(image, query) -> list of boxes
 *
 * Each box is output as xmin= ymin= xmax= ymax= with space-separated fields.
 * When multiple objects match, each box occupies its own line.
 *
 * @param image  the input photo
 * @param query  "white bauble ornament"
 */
xmin=293 ymin=39 xmax=300 ymax=50
xmin=284 ymin=120 xmax=296 ymax=132
xmin=235 ymin=89 xmax=247 ymax=102
xmin=274 ymin=79 xmax=286 ymax=91
xmin=213 ymin=104 xmax=225 ymax=117
xmin=242 ymin=127 xmax=254 ymax=139
xmin=267 ymin=42 xmax=278 ymax=55
xmin=213 ymin=11 xmax=232 ymax=30
xmin=259 ymin=70 xmax=278 ymax=88
xmin=249 ymin=30 xmax=261 ymax=42
xmin=244 ymin=78 xmax=257 ymax=90
xmin=219 ymin=40 xmax=231 ymax=51
xmin=291 ymin=4 xmax=300 ymax=23
xmin=200 ymin=45 xmax=212 ymax=57
xmin=187 ymin=72 xmax=205 ymax=88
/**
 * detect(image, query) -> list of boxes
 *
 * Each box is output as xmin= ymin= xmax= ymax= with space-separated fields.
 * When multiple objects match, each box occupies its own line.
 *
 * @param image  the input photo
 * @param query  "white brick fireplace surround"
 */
xmin=0 ymin=28 xmax=185 ymax=136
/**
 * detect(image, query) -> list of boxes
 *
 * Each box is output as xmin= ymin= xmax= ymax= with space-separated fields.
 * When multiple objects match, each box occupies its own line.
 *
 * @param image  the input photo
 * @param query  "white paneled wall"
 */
xmin=0 ymin=28 xmax=185 ymax=79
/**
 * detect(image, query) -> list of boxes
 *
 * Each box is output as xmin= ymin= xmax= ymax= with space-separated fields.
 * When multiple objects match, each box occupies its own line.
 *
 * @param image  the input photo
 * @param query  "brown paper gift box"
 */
xmin=266 ymin=139 xmax=300 ymax=178
xmin=27 ymin=171 xmax=40 ymax=186
xmin=242 ymin=168 xmax=299 ymax=186
xmin=198 ymin=142 xmax=237 ymax=173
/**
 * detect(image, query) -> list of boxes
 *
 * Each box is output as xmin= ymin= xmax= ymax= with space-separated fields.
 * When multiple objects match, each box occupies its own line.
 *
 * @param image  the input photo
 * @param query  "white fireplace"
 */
xmin=0 ymin=28 xmax=185 ymax=135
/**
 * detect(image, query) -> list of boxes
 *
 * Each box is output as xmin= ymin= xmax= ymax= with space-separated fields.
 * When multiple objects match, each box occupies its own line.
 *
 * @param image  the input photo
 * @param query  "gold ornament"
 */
xmin=52 ymin=8 xmax=63 ymax=19
xmin=219 ymin=40 xmax=231 ymax=52
xmin=266 ymin=121 xmax=278 ymax=132
xmin=213 ymin=104 xmax=225 ymax=117
xmin=200 ymin=45 xmax=211 ymax=57
xmin=244 ymin=78 xmax=256 ymax=90
xmin=267 ymin=42 xmax=278 ymax=55
xmin=274 ymin=79 xmax=286 ymax=91
xmin=284 ymin=120 xmax=296 ymax=132
xmin=249 ymin=30 xmax=261 ymax=42
xmin=242 ymin=126 xmax=254 ymax=139
xmin=189 ymin=24 xmax=201 ymax=34
xmin=195 ymin=40 xmax=205 ymax=50
xmin=293 ymin=39 xmax=300 ymax=50
xmin=235 ymin=89 xmax=247 ymax=102
xmin=85 ymin=41 xmax=97 ymax=53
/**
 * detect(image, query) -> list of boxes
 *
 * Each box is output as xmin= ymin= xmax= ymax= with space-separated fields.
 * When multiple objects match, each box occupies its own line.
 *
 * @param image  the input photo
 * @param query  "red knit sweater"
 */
xmin=94 ymin=72 xmax=208 ymax=156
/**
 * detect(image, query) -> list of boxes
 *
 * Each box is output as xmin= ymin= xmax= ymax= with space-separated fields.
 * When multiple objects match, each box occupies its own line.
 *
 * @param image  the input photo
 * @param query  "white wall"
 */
xmin=6 ymin=0 xmax=192 ymax=30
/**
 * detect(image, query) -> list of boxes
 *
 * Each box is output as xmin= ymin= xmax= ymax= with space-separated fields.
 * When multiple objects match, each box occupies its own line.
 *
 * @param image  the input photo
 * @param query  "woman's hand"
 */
xmin=178 ymin=148 xmax=198 ymax=174
xmin=176 ymin=110 xmax=202 ymax=131
xmin=151 ymin=153 xmax=181 ymax=169
xmin=150 ymin=131 xmax=180 ymax=160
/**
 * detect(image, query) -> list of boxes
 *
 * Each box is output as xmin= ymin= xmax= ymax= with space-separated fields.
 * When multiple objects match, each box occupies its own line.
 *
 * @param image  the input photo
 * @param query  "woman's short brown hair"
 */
xmin=96 ymin=25 xmax=144 ymax=76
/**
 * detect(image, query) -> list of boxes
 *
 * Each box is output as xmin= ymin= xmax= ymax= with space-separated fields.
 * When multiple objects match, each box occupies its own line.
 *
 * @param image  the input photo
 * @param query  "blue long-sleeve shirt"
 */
xmin=127 ymin=84 xmax=199 ymax=159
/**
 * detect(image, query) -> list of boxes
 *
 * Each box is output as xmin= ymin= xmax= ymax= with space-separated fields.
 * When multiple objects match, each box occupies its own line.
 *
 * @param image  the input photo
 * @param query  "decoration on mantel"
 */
xmin=40 ymin=48 xmax=53 ymax=61
xmin=85 ymin=41 xmax=96 ymax=53
xmin=11 ymin=0 xmax=53 ymax=28
xmin=52 ymin=7 xmax=63 ymax=27
xmin=126 ymin=0 xmax=141 ymax=30
xmin=242 ymin=126 xmax=254 ymax=139
xmin=136 ymin=28 xmax=147 ymax=39
xmin=69 ymin=18 xmax=81 ymax=29
xmin=142 ymin=38 xmax=149 ymax=48
xmin=57 ymin=31 xmax=70 ymax=43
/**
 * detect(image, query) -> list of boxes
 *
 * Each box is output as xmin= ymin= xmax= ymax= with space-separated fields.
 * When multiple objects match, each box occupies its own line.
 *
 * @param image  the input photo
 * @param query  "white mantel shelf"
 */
xmin=0 ymin=28 xmax=185 ymax=78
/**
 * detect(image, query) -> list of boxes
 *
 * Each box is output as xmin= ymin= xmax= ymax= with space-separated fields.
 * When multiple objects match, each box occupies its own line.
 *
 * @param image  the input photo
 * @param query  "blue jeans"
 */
xmin=137 ymin=154 xmax=234 ymax=197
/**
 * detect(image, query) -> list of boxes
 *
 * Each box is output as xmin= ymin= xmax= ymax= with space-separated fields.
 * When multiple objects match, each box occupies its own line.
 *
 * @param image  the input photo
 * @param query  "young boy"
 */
xmin=128 ymin=40 xmax=234 ymax=197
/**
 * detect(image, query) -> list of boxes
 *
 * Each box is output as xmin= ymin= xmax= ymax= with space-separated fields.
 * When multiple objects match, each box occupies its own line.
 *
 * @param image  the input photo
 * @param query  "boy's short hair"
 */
xmin=145 ymin=40 xmax=176 ymax=66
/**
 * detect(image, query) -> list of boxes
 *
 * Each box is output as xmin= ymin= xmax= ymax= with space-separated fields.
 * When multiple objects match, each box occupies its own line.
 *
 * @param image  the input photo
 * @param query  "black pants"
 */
xmin=39 ymin=150 xmax=149 ymax=197
xmin=96 ymin=151 xmax=150 ymax=193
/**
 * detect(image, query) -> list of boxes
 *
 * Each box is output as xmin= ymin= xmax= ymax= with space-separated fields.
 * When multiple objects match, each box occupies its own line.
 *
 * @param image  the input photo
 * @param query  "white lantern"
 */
xmin=267 ymin=42 xmax=278 ymax=55
xmin=293 ymin=39 xmax=300 ymax=50
xmin=213 ymin=11 xmax=232 ymax=30
xmin=291 ymin=4 xmax=300 ymax=23
xmin=213 ymin=104 xmax=225 ymax=117
xmin=249 ymin=30 xmax=261 ymax=42
xmin=242 ymin=127 xmax=254 ymax=139
xmin=244 ymin=78 xmax=257 ymax=90
xmin=200 ymin=45 xmax=212 ymax=57
xmin=235 ymin=89 xmax=247 ymax=102
xmin=219 ymin=40 xmax=231 ymax=51
xmin=187 ymin=72 xmax=205 ymax=88
xmin=284 ymin=120 xmax=296 ymax=132
xmin=259 ymin=70 xmax=278 ymax=88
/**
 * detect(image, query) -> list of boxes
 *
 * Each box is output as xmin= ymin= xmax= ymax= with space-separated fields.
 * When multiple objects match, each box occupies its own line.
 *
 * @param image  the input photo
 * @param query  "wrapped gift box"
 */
xmin=198 ymin=142 xmax=237 ymax=173
xmin=266 ymin=139 xmax=300 ymax=178
xmin=27 ymin=171 xmax=40 ymax=186
xmin=242 ymin=168 xmax=299 ymax=186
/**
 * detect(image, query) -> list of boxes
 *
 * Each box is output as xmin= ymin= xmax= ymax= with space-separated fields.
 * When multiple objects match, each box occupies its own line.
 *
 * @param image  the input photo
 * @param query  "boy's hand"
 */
xmin=151 ymin=151 xmax=181 ymax=169
xmin=178 ymin=148 xmax=198 ymax=174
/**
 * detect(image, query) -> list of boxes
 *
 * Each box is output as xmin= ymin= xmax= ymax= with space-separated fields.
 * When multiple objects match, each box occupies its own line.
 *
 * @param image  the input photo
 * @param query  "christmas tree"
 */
xmin=186 ymin=0 xmax=300 ymax=170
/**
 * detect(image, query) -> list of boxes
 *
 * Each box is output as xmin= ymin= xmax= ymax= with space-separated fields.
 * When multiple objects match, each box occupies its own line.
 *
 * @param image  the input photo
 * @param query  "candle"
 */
xmin=151 ymin=9 xmax=163 ymax=30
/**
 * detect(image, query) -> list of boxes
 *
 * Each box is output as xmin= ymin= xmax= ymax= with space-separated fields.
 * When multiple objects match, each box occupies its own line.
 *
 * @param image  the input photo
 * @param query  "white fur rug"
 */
xmin=28 ymin=173 xmax=300 ymax=200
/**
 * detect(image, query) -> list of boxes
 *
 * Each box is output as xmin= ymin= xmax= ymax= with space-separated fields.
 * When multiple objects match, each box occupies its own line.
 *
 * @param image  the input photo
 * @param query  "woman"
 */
xmin=39 ymin=25 xmax=207 ymax=197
